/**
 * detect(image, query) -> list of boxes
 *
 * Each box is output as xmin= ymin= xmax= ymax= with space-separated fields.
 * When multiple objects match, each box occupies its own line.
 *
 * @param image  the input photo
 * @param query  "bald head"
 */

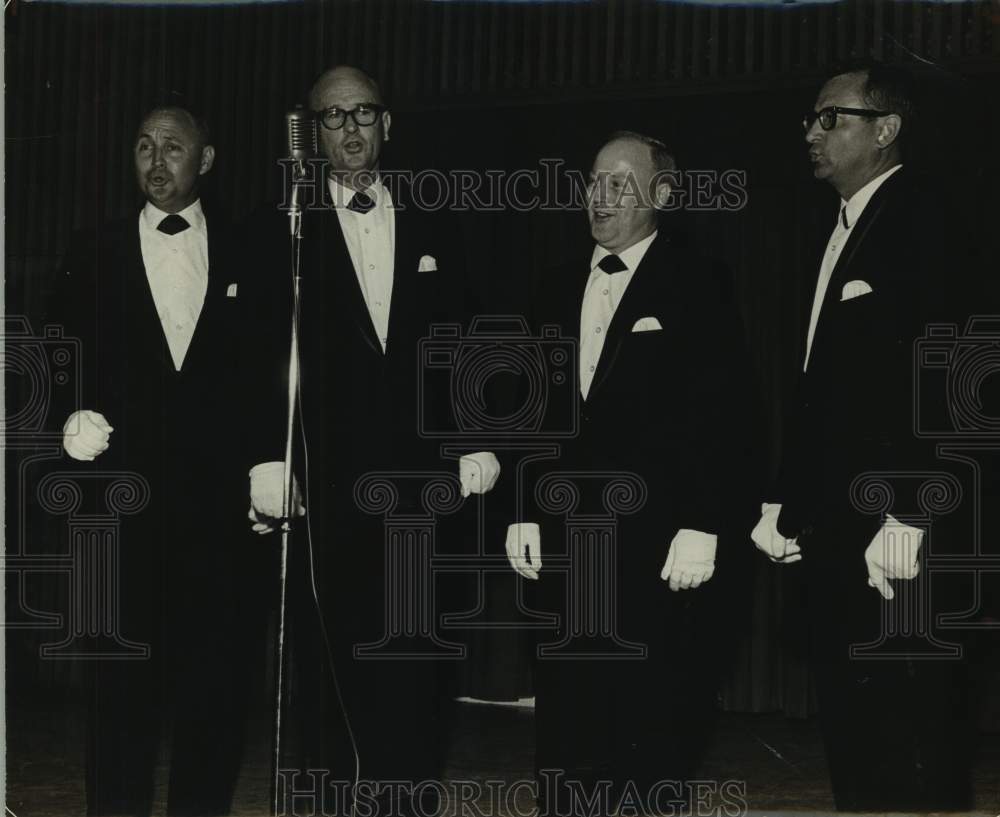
xmin=308 ymin=66 xmax=383 ymax=110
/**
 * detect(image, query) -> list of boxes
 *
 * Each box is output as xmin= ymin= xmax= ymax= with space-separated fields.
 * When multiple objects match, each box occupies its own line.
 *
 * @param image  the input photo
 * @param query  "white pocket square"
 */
xmin=417 ymin=255 xmax=438 ymax=272
xmin=631 ymin=316 xmax=663 ymax=332
xmin=840 ymin=280 xmax=873 ymax=301
xmin=226 ymin=283 xmax=238 ymax=298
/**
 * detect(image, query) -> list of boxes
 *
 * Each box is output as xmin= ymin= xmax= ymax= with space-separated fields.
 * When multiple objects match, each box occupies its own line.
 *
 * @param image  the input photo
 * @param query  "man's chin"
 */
xmin=336 ymin=154 xmax=375 ymax=174
xmin=589 ymin=222 xmax=616 ymax=245
xmin=145 ymin=184 xmax=172 ymax=202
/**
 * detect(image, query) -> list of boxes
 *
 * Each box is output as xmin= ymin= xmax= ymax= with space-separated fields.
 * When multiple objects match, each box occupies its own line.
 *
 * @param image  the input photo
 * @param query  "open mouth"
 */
xmin=592 ymin=209 xmax=615 ymax=222
xmin=148 ymin=173 xmax=170 ymax=186
xmin=343 ymin=139 xmax=365 ymax=154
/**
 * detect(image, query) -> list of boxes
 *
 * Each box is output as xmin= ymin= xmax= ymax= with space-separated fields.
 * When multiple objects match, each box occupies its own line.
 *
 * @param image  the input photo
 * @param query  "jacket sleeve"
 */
xmin=237 ymin=205 xmax=296 ymax=474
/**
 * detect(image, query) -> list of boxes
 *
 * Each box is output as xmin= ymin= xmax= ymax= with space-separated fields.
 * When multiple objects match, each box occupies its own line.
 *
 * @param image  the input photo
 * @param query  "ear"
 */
xmin=653 ymin=179 xmax=672 ymax=209
xmin=875 ymin=114 xmax=902 ymax=150
xmin=199 ymin=145 xmax=216 ymax=176
xmin=381 ymin=110 xmax=392 ymax=143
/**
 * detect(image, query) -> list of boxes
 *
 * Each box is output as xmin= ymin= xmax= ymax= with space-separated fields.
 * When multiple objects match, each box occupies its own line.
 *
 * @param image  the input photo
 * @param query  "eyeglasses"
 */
xmin=802 ymin=106 xmax=892 ymax=132
xmin=313 ymin=104 xmax=387 ymax=131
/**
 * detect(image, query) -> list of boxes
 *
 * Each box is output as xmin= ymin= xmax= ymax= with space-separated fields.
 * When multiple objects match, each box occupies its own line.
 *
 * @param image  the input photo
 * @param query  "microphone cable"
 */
xmin=293 ymin=331 xmax=363 ymax=817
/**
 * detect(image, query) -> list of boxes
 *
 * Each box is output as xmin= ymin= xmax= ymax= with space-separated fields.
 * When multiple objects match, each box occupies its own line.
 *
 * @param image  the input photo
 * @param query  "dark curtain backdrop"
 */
xmin=6 ymin=0 xmax=999 ymax=716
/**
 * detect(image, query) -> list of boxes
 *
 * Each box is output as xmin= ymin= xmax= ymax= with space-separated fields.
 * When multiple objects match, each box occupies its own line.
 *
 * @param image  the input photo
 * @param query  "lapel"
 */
xmin=385 ymin=205 xmax=409 ymax=356
xmin=586 ymin=234 xmax=667 ymax=401
xmin=179 ymin=211 xmax=229 ymax=374
xmin=124 ymin=214 xmax=177 ymax=375
xmin=811 ymin=169 xmax=902 ymax=329
xmin=314 ymin=190 xmax=384 ymax=356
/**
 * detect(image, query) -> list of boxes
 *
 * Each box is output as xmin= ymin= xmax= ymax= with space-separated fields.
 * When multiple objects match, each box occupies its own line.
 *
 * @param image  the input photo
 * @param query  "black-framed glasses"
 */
xmin=313 ymin=104 xmax=387 ymax=131
xmin=802 ymin=105 xmax=892 ymax=132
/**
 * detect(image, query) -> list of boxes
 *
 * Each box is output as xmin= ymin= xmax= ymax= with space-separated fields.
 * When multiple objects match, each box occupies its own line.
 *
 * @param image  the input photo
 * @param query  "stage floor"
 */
xmin=6 ymin=694 xmax=1000 ymax=816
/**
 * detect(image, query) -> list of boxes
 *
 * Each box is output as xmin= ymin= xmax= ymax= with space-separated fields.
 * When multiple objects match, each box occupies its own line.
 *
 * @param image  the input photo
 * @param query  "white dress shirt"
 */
xmin=803 ymin=164 xmax=902 ymax=371
xmin=329 ymin=177 xmax=396 ymax=352
xmin=138 ymin=199 xmax=209 ymax=371
xmin=579 ymin=231 xmax=657 ymax=400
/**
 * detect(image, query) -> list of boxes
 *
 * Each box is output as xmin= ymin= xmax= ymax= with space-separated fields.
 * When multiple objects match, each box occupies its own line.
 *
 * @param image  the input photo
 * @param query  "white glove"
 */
xmin=459 ymin=451 xmax=501 ymax=497
xmin=248 ymin=461 xmax=305 ymax=535
xmin=865 ymin=516 xmax=923 ymax=600
xmin=505 ymin=522 xmax=541 ymax=580
xmin=62 ymin=410 xmax=113 ymax=461
xmin=660 ymin=529 xmax=717 ymax=591
xmin=751 ymin=502 xmax=802 ymax=563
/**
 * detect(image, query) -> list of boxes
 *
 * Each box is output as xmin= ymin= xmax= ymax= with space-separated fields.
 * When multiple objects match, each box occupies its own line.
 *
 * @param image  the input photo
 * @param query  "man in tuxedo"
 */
xmin=751 ymin=63 xmax=973 ymax=810
xmin=247 ymin=65 xmax=498 ymax=814
xmin=504 ymin=132 xmax=751 ymax=815
xmin=57 ymin=106 xmax=257 ymax=816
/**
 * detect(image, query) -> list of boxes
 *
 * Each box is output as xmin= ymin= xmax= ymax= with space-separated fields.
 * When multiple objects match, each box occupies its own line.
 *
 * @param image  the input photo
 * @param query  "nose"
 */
xmin=804 ymin=120 xmax=822 ymax=144
xmin=344 ymin=114 xmax=360 ymax=134
xmin=151 ymin=145 xmax=166 ymax=167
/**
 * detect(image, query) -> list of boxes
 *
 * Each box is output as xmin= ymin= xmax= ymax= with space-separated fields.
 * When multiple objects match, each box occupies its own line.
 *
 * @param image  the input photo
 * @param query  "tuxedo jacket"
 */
xmin=247 ymin=185 xmax=468 ymax=508
xmin=48 ymin=203 xmax=253 ymax=635
xmin=524 ymin=231 xmax=752 ymax=571
xmin=54 ymin=206 xmax=246 ymax=536
xmin=777 ymin=168 xmax=952 ymax=547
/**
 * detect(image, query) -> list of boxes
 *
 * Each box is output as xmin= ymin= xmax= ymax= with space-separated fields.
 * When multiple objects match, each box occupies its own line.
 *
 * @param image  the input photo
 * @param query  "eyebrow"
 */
xmin=135 ymin=131 xmax=184 ymax=142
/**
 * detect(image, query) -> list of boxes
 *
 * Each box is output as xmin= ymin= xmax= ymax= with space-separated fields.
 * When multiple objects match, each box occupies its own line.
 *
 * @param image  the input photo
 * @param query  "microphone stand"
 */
xmin=272 ymin=160 xmax=305 ymax=817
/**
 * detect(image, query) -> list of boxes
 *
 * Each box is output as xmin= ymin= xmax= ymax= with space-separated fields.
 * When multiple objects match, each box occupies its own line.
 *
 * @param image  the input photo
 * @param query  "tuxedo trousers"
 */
xmin=530 ymin=527 xmax=719 ymax=817
xmin=800 ymin=528 xmax=973 ymax=812
xmin=85 ymin=485 xmax=265 ymax=817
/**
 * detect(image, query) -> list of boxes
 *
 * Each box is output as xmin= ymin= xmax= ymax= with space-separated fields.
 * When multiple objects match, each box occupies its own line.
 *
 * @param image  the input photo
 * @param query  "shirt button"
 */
xmin=595 ymin=327 xmax=602 ymax=334
xmin=369 ymin=264 xmax=375 ymax=270
xmin=589 ymin=365 xmax=595 ymax=372
xmin=602 ymin=289 xmax=609 ymax=295
xmin=364 ymin=228 xmax=370 ymax=234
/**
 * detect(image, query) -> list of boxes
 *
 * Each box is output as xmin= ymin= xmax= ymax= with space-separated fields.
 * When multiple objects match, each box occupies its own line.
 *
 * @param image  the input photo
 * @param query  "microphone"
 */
xmin=285 ymin=106 xmax=316 ymax=236
xmin=286 ymin=105 xmax=317 ymax=162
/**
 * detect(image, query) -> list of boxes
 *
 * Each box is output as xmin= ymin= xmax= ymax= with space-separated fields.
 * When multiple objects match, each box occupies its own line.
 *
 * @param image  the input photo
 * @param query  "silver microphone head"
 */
xmin=286 ymin=106 xmax=317 ymax=162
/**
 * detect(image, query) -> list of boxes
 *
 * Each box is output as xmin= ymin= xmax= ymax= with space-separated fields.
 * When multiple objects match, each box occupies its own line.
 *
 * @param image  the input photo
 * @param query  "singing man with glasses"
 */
xmin=751 ymin=62 xmax=975 ymax=811
xmin=245 ymin=65 xmax=497 ymax=817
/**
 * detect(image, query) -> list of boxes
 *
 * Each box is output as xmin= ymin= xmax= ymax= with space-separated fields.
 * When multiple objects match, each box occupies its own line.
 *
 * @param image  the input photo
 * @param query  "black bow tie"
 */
xmin=597 ymin=254 xmax=628 ymax=274
xmin=157 ymin=214 xmax=190 ymax=235
xmin=347 ymin=191 xmax=376 ymax=215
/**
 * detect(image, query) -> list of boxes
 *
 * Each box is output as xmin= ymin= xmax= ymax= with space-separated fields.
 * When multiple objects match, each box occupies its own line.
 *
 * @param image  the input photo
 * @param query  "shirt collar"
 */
xmin=141 ymin=198 xmax=206 ymax=234
xmin=591 ymin=229 xmax=657 ymax=275
xmin=327 ymin=176 xmax=388 ymax=210
xmin=840 ymin=164 xmax=902 ymax=229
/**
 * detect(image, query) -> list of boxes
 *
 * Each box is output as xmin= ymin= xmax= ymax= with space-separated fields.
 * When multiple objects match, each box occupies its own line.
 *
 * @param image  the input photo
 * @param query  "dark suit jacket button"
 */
xmin=802 ymin=525 xmax=814 ymax=536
